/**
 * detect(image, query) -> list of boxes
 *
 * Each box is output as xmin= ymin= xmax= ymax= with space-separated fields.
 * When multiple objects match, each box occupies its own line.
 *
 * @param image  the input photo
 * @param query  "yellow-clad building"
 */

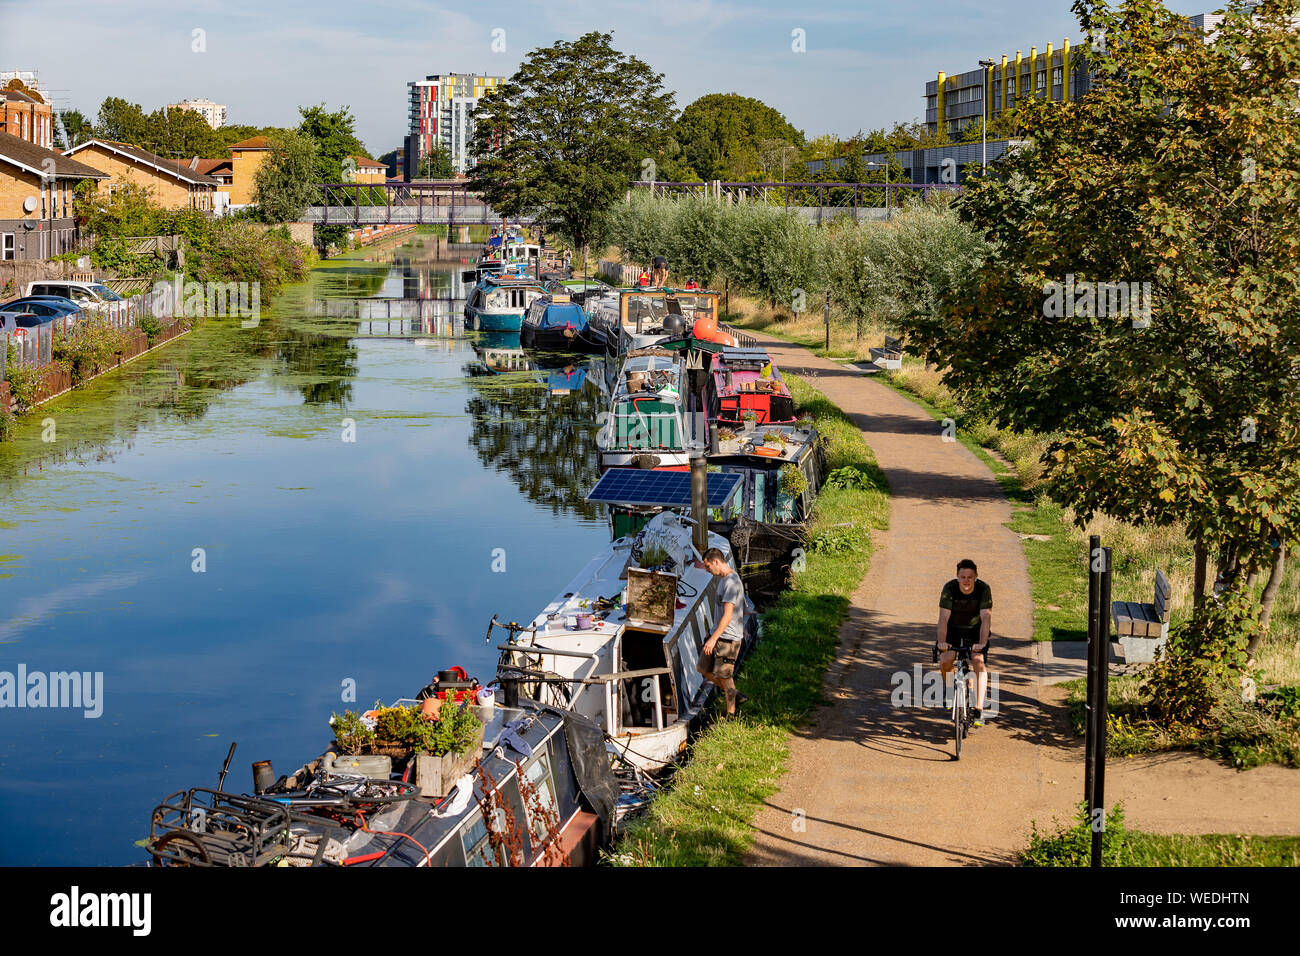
xmin=64 ymin=139 xmax=217 ymax=212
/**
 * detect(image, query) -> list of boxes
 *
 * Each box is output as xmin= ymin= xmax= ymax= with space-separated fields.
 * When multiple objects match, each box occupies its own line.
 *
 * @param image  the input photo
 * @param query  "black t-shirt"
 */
xmin=940 ymin=578 xmax=992 ymax=636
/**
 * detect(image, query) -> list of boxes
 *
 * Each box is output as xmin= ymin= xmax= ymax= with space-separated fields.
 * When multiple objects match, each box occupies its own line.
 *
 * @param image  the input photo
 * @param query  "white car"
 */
xmin=25 ymin=280 xmax=128 ymax=319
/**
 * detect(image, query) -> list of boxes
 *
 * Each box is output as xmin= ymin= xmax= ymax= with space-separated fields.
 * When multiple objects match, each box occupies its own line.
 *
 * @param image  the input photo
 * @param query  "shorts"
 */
xmin=944 ymin=630 xmax=991 ymax=659
xmin=701 ymin=637 xmax=742 ymax=679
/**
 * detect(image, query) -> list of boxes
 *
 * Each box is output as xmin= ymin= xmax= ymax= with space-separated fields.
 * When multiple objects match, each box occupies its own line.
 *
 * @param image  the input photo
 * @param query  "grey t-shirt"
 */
xmin=713 ymin=571 xmax=746 ymax=644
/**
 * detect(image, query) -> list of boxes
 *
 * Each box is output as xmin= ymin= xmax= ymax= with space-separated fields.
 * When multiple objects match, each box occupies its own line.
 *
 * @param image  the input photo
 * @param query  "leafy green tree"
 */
xmin=673 ymin=94 xmax=804 ymax=181
xmin=57 ymin=109 xmax=93 ymax=149
xmin=415 ymin=142 xmax=456 ymax=179
xmin=297 ymin=104 xmax=367 ymax=183
xmin=904 ymin=0 xmax=1300 ymax=635
xmin=95 ymin=97 xmax=153 ymax=147
xmin=470 ymin=31 xmax=675 ymax=272
xmin=254 ymin=130 xmax=320 ymax=222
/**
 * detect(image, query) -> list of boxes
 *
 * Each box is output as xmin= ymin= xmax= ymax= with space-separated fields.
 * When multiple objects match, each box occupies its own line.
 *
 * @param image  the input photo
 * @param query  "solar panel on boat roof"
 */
xmin=720 ymin=348 xmax=771 ymax=363
xmin=586 ymin=468 xmax=742 ymax=508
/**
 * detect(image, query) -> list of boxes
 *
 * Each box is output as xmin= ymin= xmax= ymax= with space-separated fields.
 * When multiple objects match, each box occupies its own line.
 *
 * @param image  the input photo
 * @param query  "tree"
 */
xmin=902 ymin=0 xmax=1300 ymax=638
xmin=415 ymin=142 xmax=456 ymax=179
xmin=297 ymin=104 xmax=367 ymax=183
xmin=469 ymin=31 xmax=675 ymax=272
xmin=96 ymin=97 xmax=153 ymax=147
xmin=254 ymin=130 xmax=320 ymax=222
xmin=674 ymin=94 xmax=805 ymax=181
xmin=57 ymin=109 xmax=93 ymax=149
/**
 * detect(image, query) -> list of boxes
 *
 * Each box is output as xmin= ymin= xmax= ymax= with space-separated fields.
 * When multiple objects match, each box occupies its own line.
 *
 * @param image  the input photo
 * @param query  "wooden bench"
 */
xmin=868 ymin=335 xmax=903 ymax=370
xmin=1111 ymin=570 xmax=1171 ymax=663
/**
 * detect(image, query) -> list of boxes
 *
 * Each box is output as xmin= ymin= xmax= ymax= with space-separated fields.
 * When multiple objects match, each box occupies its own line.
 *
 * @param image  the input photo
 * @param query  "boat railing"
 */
xmin=721 ymin=323 xmax=755 ymax=347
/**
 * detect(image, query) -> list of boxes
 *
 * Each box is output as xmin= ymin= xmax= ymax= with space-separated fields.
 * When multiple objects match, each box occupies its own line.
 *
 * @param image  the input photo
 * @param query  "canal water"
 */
xmin=0 ymin=233 xmax=613 ymax=865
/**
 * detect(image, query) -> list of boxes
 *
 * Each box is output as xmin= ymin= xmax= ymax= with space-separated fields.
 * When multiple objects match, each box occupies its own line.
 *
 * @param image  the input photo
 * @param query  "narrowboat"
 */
xmin=705 ymin=347 xmax=797 ymax=427
xmin=494 ymin=511 xmax=758 ymax=773
xmin=465 ymin=274 xmax=551 ymax=332
xmin=585 ymin=287 xmax=724 ymax=355
xmin=144 ymin=672 xmax=627 ymax=867
xmin=520 ymin=294 xmax=610 ymax=353
xmin=595 ymin=347 xmax=699 ymax=471
xmin=707 ymin=420 xmax=826 ymax=603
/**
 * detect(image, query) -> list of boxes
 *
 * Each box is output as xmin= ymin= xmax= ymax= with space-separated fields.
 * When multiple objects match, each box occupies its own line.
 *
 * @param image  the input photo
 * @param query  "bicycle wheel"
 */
xmin=953 ymin=680 xmax=964 ymax=759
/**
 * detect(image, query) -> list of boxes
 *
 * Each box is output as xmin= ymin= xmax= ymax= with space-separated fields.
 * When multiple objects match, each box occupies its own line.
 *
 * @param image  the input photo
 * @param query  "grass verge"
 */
xmin=1023 ymin=802 xmax=1300 ymax=865
xmin=606 ymin=374 xmax=890 ymax=866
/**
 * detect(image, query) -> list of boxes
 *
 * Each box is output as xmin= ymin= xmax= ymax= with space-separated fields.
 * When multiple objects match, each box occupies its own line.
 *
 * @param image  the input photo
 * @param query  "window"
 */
xmin=2 ymin=234 xmax=14 ymax=260
xmin=1053 ymin=67 xmax=1063 ymax=87
xmin=1021 ymin=75 xmax=1030 ymax=92
xmin=1037 ymin=71 xmax=1046 ymax=90
xmin=522 ymin=751 xmax=559 ymax=845
xmin=461 ymin=806 xmax=508 ymax=867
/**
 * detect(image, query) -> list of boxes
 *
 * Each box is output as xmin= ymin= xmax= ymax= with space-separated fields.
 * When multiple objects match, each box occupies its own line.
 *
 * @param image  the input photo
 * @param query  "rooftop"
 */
xmin=0 ymin=130 xmax=108 ymax=179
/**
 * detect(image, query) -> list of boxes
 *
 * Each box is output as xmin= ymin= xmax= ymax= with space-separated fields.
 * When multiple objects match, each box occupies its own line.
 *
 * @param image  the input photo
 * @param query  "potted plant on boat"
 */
xmin=761 ymin=430 xmax=788 ymax=452
xmin=330 ymin=701 xmax=485 ymax=796
xmin=741 ymin=410 xmax=758 ymax=432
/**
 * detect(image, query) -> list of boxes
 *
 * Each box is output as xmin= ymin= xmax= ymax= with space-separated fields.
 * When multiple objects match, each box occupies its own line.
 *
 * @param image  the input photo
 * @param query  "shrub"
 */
xmin=1022 ymin=801 xmax=1131 ymax=867
xmin=779 ymin=463 xmax=808 ymax=499
xmin=137 ymin=314 xmax=164 ymax=344
xmin=4 ymin=343 xmax=43 ymax=414
xmin=52 ymin=317 xmax=129 ymax=383
xmin=823 ymin=465 xmax=873 ymax=490
xmin=1143 ymin=591 xmax=1256 ymax=730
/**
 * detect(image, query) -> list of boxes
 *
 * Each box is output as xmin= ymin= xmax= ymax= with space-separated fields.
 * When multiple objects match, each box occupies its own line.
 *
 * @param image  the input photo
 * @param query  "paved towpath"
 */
xmin=742 ymin=334 xmax=1300 ymax=866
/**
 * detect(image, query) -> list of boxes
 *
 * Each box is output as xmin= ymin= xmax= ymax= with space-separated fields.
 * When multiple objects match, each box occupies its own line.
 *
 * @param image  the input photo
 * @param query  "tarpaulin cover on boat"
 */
xmin=559 ymin=708 xmax=620 ymax=844
xmin=535 ymin=302 xmax=588 ymax=331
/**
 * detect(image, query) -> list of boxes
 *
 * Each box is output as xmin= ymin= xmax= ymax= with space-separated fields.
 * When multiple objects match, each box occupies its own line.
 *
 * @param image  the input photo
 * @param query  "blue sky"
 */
xmin=2 ymin=0 xmax=1216 ymax=155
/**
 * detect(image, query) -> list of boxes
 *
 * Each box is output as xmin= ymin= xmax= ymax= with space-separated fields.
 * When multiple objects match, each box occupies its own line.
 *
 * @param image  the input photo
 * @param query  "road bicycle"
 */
xmin=933 ymin=644 xmax=976 ymax=759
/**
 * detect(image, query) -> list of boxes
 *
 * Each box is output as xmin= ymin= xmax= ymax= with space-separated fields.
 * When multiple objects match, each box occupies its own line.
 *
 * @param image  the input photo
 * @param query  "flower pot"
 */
xmin=420 ymin=697 xmax=442 ymax=720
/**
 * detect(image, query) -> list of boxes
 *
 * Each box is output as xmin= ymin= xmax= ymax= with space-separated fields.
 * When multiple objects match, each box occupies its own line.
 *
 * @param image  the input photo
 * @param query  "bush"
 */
xmin=4 ymin=343 xmax=43 ymax=414
xmin=823 ymin=465 xmax=873 ymax=490
xmin=1143 ymin=592 xmax=1256 ymax=730
xmin=52 ymin=317 xmax=129 ymax=383
xmin=1022 ymin=801 xmax=1131 ymax=867
xmin=137 ymin=314 xmax=164 ymax=344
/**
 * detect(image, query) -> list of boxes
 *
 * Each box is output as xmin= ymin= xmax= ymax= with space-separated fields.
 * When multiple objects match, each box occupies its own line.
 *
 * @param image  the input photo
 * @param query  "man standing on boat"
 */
xmin=693 ymin=548 xmax=748 ymax=718
xmin=651 ymin=256 xmax=669 ymax=288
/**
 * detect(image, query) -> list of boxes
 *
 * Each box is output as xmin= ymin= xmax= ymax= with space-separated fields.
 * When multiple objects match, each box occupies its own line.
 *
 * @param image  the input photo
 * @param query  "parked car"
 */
xmin=24 ymin=280 xmax=127 ymax=319
xmin=0 ymin=296 xmax=83 ymax=319
xmin=0 ymin=311 xmax=42 ymax=334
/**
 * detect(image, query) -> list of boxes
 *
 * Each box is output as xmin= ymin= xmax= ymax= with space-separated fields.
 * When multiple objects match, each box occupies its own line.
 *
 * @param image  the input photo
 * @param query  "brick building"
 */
xmin=0 ymin=130 xmax=107 ymax=260
xmin=0 ymin=78 xmax=55 ymax=150
xmin=63 ymin=139 xmax=219 ymax=212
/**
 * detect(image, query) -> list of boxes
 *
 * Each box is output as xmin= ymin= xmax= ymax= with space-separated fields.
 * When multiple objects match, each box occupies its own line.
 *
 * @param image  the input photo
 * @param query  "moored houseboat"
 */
xmin=595 ymin=347 xmax=699 ymax=471
xmin=705 ymin=347 xmax=797 ymax=427
xmin=465 ymin=274 xmax=552 ymax=332
xmin=585 ymin=287 xmax=724 ymax=355
xmin=494 ymin=511 xmax=757 ymax=773
xmin=144 ymin=673 xmax=625 ymax=867
xmin=520 ymin=294 xmax=610 ymax=353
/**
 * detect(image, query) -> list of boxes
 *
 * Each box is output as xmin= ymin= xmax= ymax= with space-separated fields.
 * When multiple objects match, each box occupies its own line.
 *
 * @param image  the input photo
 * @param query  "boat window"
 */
xmin=522 ymin=749 xmax=559 ymax=845
xmin=461 ymin=805 xmax=508 ymax=867
xmin=754 ymin=472 xmax=766 ymax=523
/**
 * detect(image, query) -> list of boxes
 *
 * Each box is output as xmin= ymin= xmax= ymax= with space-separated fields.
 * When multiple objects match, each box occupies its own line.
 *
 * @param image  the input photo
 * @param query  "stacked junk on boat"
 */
xmin=142 ymin=268 xmax=823 ymax=868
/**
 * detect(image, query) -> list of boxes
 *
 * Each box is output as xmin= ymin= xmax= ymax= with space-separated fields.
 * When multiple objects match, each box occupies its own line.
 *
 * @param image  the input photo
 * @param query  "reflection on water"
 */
xmin=0 ymin=232 xmax=615 ymax=864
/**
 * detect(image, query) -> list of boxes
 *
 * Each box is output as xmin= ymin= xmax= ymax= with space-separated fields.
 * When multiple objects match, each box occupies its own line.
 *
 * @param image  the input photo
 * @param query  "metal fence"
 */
xmin=2 ymin=288 xmax=177 ymax=383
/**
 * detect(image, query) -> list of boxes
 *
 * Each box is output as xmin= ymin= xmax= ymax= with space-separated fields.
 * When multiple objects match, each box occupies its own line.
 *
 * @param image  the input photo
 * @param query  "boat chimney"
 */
xmin=690 ymin=449 xmax=709 ymax=554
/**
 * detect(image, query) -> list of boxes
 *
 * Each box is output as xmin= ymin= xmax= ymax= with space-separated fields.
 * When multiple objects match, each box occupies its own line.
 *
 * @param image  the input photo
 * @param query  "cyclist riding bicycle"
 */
xmin=936 ymin=559 xmax=992 ymax=727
